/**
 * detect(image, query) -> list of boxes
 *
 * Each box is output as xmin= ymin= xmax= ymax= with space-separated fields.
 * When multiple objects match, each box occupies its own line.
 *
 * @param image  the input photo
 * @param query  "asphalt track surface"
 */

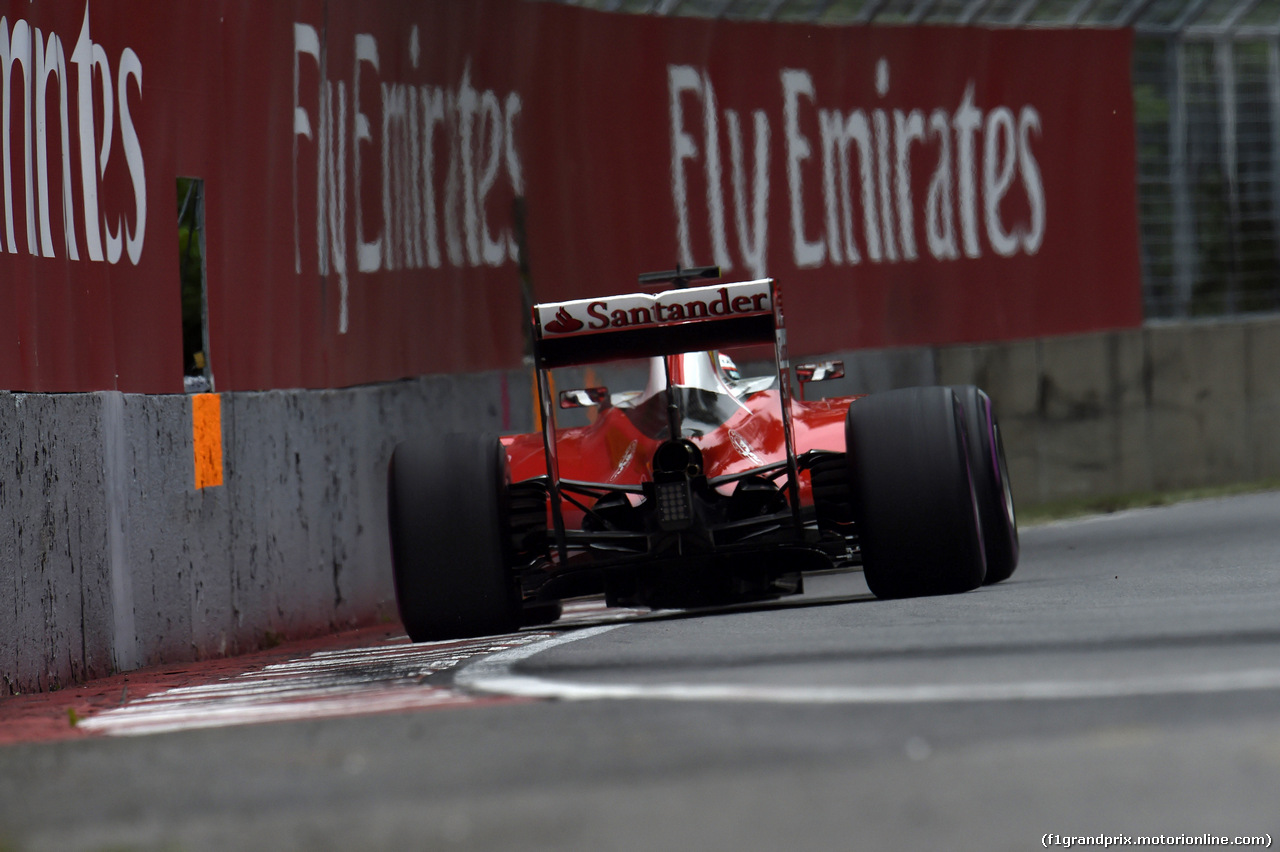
xmin=3 ymin=492 xmax=1280 ymax=851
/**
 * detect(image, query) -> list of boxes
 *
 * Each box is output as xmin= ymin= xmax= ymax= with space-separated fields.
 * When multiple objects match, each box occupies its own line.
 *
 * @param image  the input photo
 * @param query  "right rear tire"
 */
xmin=387 ymin=433 xmax=522 ymax=641
xmin=844 ymin=386 xmax=986 ymax=599
xmin=949 ymin=385 xmax=1019 ymax=585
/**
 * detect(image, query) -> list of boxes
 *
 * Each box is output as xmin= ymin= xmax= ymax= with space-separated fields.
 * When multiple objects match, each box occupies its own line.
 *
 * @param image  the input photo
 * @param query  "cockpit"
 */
xmin=564 ymin=351 xmax=775 ymax=440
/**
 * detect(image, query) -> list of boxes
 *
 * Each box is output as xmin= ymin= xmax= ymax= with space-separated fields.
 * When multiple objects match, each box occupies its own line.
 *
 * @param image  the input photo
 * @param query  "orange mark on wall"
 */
xmin=192 ymin=393 xmax=224 ymax=489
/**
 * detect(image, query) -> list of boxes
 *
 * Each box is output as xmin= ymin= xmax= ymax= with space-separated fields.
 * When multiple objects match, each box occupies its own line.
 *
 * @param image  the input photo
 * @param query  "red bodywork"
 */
xmin=503 ymin=357 xmax=856 ymax=529
xmin=488 ymin=274 xmax=872 ymax=612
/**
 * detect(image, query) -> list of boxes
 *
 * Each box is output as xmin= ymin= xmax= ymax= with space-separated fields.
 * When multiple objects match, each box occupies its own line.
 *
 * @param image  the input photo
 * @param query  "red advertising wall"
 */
xmin=0 ymin=1 xmax=1140 ymax=392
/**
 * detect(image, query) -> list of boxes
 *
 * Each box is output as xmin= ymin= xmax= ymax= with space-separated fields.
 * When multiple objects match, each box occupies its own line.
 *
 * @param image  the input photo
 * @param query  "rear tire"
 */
xmin=949 ymin=385 xmax=1019 ymax=585
xmin=845 ymin=386 xmax=986 ymax=599
xmin=387 ymin=433 xmax=521 ymax=641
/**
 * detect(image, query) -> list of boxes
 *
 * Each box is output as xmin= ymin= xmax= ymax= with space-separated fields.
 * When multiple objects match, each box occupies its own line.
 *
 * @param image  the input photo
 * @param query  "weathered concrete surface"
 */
xmin=927 ymin=315 xmax=1280 ymax=508
xmin=1247 ymin=319 xmax=1280 ymax=477
xmin=1 ymin=393 xmax=115 ymax=694
xmin=4 ymin=315 xmax=1280 ymax=693
xmin=774 ymin=315 xmax=1280 ymax=508
xmin=1 ymin=373 xmax=534 ymax=694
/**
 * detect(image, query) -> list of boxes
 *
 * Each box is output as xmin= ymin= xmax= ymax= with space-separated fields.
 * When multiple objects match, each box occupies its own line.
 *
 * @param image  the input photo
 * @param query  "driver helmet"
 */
xmin=716 ymin=351 xmax=741 ymax=382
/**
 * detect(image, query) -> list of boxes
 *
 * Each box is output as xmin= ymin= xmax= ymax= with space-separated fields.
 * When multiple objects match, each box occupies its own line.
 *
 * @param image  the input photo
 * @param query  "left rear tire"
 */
xmin=387 ymin=433 xmax=522 ymax=641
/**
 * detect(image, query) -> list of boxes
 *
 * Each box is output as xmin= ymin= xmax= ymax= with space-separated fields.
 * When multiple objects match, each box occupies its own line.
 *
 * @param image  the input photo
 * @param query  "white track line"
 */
xmin=80 ymin=633 xmax=556 ymax=737
xmin=79 ymin=598 xmax=630 ymax=738
xmin=457 ymin=625 xmax=1280 ymax=704
xmin=82 ymin=610 xmax=1280 ymax=737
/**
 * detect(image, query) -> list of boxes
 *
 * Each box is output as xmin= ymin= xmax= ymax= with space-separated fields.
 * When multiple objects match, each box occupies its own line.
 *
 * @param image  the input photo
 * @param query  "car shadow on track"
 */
xmin=541 ymin=569 xmax=879 ymax=634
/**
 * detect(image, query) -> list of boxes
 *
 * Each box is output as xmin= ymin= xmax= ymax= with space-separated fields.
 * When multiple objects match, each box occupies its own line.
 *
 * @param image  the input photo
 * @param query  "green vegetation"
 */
xmin=1019 ymin=478 xmax=1280 ymax=525
xmin=177 ymin=177 xmax=206 ymax=378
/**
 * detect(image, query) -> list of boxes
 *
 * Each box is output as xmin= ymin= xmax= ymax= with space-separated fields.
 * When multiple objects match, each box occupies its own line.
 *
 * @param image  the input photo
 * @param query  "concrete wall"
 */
xmin=938 ymin=317 xmax=1280 ymax=505
xmin=4 ymin=314 xmax=1280 ymax=693
xmin=806 ymin=314 xmax=1280 ymax=507
xmin=1 ymin=375 xmax=534 ymax=694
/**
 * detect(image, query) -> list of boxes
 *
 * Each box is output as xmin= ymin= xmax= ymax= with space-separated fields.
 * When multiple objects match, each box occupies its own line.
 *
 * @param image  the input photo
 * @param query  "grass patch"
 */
xmin=1018 ymin=478 xmax=1280 ymax=526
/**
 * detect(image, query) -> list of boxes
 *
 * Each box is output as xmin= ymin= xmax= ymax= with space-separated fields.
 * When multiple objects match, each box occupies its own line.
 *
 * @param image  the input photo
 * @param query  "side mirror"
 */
xmin=795 ymin=361 xmax=845 ymax=384
xmin=795 ymin=361 xmax=845 ymax=400
xmin=559 ymin=387 xmax=611 ymax=410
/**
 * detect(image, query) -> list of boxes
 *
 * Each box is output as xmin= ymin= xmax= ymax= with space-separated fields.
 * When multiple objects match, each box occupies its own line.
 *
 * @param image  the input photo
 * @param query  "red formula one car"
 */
xmin=388 ymin=267 xmax=1018 ymax=642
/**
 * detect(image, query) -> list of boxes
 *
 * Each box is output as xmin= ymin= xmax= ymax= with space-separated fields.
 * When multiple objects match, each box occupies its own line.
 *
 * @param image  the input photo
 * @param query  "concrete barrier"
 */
xmin=765 ymin=314 xmax=1280 ymax=507
xmin=933 ymin=316 xmax=1280 ymax=505
xmin=4 ymin=314 xmax=1280 ymax=693
xmin=1 ymin=375 xmax=534 ymax=694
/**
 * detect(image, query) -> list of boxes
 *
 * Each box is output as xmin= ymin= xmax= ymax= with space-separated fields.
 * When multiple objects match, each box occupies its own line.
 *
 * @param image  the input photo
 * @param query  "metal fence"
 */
xmin=544 ymin=0 xmax=1280 ymax=320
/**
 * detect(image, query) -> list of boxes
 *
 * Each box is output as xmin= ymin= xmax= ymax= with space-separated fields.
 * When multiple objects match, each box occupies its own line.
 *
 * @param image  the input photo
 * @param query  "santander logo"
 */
xmin=544 ymin=307 xmax=584 ymax=334
xmin=537 ymin=279 xmax=773 ymax=338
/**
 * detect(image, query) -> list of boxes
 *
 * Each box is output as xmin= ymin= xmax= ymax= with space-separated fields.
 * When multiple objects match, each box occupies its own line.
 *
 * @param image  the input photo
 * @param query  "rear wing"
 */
xmin=532 ymin=279 xmax=779 ymax=369
xmin=530 ymin=276 xmax=803 ymax=558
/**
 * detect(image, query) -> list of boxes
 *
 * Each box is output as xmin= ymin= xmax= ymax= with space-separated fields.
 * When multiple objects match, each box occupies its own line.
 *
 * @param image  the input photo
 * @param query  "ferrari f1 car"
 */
xmin=388 ymin=267 xmax=1018 ymax=642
